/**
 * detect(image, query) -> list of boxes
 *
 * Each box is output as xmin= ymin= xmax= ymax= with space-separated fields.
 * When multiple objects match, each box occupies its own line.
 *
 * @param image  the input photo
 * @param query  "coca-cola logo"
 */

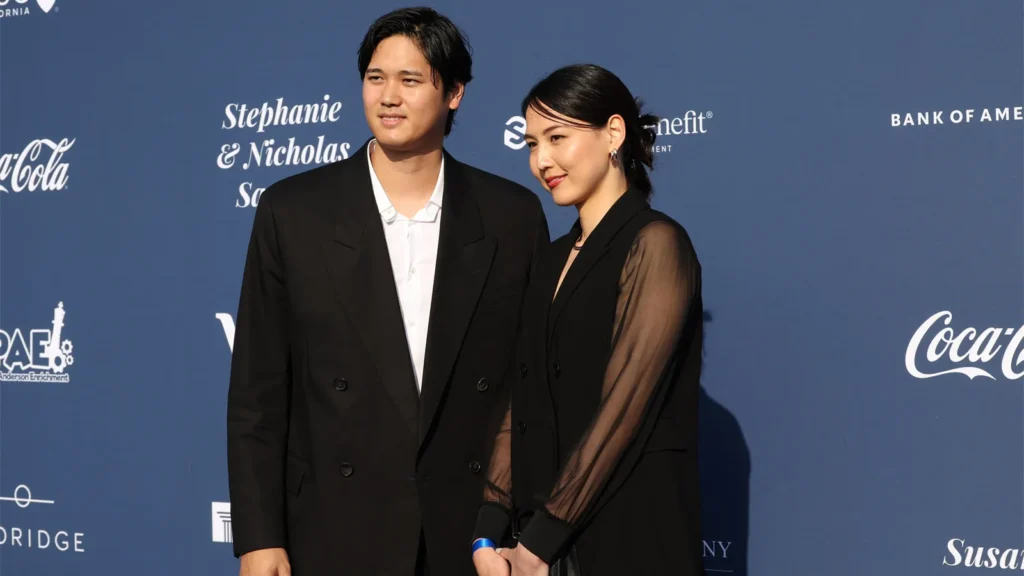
xmin=0 ymin=138 xmax=74 ymax=193
xmin=906 ymin=311 xmax=1024 ymax=380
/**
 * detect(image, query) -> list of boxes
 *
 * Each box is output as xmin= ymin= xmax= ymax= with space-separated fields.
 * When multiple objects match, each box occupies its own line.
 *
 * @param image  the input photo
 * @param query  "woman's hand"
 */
xmin=502 ymin=544 xmax=548 ymax=576
xmin=473 ymin=547 xmax=511 ymax=576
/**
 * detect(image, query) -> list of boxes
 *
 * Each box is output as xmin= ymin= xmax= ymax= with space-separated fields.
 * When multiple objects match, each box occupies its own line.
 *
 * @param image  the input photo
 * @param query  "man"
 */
xmin=226 ymin=7 xmax=548 ymax=576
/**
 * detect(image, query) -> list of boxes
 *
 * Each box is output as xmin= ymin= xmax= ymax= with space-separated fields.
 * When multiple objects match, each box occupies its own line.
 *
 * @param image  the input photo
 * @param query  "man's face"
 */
xmin=362 ymin=35 xmax=463 ymax=152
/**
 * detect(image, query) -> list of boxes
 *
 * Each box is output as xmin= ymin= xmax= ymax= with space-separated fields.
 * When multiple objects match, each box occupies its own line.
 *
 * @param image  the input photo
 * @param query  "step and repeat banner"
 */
xmin=1 ymin=0 xmax=1021 ymax=574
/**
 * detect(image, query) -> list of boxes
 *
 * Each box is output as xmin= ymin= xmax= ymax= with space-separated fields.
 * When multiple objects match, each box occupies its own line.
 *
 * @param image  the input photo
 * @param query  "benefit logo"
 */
xmin=217 ymin=94 xmax=352 ymax=208
xmin=906 ymin=311 xmax=1023 ymax=381
xmin=504 ymin=110 xmax=712 ymax=155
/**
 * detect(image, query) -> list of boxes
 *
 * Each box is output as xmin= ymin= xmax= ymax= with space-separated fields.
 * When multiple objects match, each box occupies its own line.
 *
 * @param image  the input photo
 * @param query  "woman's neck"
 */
xmin=576 ymin=172 xmax=629 ymax=243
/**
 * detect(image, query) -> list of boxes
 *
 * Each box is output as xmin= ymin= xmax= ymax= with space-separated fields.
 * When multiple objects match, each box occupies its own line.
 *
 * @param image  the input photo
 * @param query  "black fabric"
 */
xmin=473 ymin=502 xmax=516 ymax=548
xmin=227 ymin=139 xmax=549 ymax=576
xmin=476 ymin=187 xmax=705 ymax=574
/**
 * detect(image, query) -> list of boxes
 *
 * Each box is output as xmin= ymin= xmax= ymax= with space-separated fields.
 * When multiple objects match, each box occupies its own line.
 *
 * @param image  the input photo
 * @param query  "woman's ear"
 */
xmin=606 ymin=114 xmax=627 ymax=153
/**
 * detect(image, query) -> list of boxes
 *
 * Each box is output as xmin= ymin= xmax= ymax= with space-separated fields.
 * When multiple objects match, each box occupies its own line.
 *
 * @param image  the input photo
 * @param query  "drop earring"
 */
xmin=610 ymin=149 xmax=619 ymax=163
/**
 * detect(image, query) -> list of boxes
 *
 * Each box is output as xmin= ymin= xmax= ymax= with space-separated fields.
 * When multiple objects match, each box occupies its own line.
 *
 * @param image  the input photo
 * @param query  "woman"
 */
xmin=471 ymin=64 xmax=704 ymax=576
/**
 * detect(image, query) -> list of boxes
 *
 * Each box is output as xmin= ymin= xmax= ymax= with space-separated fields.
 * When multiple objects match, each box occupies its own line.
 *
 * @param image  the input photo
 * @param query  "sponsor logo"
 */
xmin=906 ymin=311 xmax=1023 ymax=381
xmin=0 ymin=0 xmax=58 ymax=19
xmin=646 ymin=111 xmax=712 ymax=154
xmin=503 ymin=116 xmax=527 ymax=150
xmin=215 ymin=313 xmax=235 ymax=353
xmin=217 ymin=94 xmax=352 ymax=208
xmin=0 ymin=484 xmax=84 ymax=552
xmin=211 ymin=502 xmax=232 ymax=544
xmin=0 ymin=138 xmax=74 ymax=194
xmin=892 ymin=107 xmax=1023 ymax=127
xmin=944 ymin=538 xmax=1023 ymax=570
xmin=1 ymin=302 xmax=75 ymax=383
xmin=702 ymin=539 xmax=736 ymax=573
xmin=504 ymin=110 xmax=712 ymax=154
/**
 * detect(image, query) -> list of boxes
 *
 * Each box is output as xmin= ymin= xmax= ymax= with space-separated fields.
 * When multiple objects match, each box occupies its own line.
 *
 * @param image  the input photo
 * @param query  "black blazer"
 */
xmin=227 ymin=140 xmax=549 ymax=575
xmin=475 ymin=187 xmax=704 ymax=575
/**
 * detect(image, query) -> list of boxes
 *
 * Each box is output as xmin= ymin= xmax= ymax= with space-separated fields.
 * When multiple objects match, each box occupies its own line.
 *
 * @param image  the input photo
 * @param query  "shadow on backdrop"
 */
xmin=699 ymin=309 xmax=751 ymax=575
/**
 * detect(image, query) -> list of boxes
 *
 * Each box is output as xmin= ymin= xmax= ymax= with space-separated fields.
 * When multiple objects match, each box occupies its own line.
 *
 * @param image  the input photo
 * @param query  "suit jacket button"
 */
xmin=476 ymin=378 xmax=489 ymax=392
xmin=469 ymin=460 xmax=482 ymax=474
xmin=517 ymin=420 xmax=527 ymax=434
xmin=334 ymin=378 xmax=348 ymax=392
xmin=520 ymin=364 xmax=528 ymax=378
xmin=339 ymin=462 xmax=354 ymax=477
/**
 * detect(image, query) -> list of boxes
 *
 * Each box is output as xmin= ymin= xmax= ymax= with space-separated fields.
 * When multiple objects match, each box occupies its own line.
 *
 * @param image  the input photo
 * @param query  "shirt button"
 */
xmin=410 ymin=267 xmax=416 ymax=275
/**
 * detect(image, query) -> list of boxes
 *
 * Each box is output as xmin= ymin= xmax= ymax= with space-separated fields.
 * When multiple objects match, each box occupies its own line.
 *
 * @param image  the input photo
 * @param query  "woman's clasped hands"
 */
xmin=473 ymin=543 xmax=549 ymax=576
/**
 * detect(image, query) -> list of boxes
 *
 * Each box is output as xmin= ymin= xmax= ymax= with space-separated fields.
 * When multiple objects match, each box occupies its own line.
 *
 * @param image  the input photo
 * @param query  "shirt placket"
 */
xmin=406 ymin=220 xmax=419 ymax=330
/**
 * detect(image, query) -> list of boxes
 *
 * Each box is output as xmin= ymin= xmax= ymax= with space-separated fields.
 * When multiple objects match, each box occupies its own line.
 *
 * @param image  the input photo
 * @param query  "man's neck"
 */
xmin=371 ymin=140 xmax=443 ymax=218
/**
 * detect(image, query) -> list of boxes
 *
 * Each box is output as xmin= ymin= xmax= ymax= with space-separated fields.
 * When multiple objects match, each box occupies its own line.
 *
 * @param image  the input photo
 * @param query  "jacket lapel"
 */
xmin=418 ymin=152 xmax=496 ymax=446
xmin=547 ymin=187 xmax=649 ymax=338
xmin=529 ymin=235 xmax=565 ymax=426
xmin=321 ymin=140 xmax=420 ymax=437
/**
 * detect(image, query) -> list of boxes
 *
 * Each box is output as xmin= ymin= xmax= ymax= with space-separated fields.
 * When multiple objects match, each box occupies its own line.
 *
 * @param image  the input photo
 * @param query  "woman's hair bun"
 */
xmin=632 ymin=99 xmax=658 ymax=170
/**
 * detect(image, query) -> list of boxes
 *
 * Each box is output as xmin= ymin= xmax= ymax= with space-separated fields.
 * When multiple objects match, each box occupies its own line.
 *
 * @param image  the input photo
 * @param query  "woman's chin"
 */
xmin=549 ymin=186 xmax=580 ymax=207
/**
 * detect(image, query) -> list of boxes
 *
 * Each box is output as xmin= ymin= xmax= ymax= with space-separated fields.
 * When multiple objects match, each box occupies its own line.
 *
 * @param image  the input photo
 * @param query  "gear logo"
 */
xmin=0 ymin=302 xmax=75 ymax=383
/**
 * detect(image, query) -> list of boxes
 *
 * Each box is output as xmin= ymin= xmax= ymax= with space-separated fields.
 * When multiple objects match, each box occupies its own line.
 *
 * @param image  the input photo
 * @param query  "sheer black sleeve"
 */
xmin=472 ymin=398 xmax=515 ymax=544
xmin=483 ymin=401 xmax=514 ymax=509
xmin=472 ymin=193 xmax=550 ymax=546
xmin=516 ymin=220 xmax=700 ymax=563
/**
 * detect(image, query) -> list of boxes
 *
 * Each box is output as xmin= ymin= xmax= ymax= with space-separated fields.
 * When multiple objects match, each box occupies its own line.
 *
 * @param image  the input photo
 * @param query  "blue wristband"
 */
xmin=472 ymin=538 xmax=496 ymax=553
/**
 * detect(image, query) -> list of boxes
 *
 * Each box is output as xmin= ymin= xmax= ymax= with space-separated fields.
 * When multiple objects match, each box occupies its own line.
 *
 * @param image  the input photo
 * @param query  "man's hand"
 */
xmin=239 ymin=548 xmax=291 ymax=576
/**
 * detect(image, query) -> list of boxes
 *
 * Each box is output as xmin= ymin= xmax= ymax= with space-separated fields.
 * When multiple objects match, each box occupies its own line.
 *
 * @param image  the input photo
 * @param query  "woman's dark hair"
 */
xmin=521 ymin=64 xmax=658 ymax=197
xmin=357 ymin=7 xmax=473 ymax=136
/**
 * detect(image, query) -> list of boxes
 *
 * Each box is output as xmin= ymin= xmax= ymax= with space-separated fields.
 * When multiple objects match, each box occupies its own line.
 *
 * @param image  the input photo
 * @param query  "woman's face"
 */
xmin=524 ymin=104 xmax=614 ymax=207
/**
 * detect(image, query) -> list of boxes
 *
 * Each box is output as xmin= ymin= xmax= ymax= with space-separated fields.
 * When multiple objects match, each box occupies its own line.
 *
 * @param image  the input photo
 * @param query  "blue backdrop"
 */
xmin=1 ymin=0 xmax=1022 ymax=574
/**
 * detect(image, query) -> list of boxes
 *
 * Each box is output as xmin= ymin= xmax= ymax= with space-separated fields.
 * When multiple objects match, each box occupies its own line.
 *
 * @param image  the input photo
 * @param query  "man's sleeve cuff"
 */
xmin=515 ymin=507 xmax=573 ymax=565
xmin=473 ymin=502 xmax=513 ymax=545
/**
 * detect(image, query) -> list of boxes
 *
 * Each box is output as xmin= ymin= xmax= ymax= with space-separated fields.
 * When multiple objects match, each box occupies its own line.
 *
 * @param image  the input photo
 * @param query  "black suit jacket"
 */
xmin=227 ymin=140 xmax=549 ymax=575
xmin=475 ymin=187 xmax=704 ymax=575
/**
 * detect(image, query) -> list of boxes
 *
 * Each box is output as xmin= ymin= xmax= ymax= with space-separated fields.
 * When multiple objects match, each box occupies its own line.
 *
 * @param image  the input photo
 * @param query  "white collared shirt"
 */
xmin=367 ymin=139 xmax=444 ymax=393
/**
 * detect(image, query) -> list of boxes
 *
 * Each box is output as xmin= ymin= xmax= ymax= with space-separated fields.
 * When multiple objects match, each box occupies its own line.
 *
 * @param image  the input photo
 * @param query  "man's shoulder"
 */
xmin=259 ymin=153 xmax=360 ymax=210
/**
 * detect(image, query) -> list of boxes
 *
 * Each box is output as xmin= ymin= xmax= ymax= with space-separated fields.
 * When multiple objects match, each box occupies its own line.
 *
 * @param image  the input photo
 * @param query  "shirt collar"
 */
xmin=367 ymin=139 xmax=444 ymax=224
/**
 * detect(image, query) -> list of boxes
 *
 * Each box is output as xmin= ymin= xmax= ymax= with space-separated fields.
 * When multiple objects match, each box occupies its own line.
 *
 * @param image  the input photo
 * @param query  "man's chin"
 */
xmin=372 ymin=125 xmax=415 ymax=145
xmin=372 ymin=132 xmax=417 ymax=151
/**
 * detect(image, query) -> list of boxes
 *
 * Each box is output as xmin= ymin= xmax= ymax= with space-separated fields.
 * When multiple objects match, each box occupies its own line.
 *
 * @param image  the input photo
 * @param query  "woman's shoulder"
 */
xmin=626 ymin=210 xmax=699 ymax=265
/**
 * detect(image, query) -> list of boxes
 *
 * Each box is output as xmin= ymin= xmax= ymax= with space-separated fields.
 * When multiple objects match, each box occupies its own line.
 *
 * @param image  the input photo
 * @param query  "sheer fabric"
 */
xmin=482 ymin=400 xmax=514 ymax=510
xmin=482 ymin=219 xmax=698 ymax=527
